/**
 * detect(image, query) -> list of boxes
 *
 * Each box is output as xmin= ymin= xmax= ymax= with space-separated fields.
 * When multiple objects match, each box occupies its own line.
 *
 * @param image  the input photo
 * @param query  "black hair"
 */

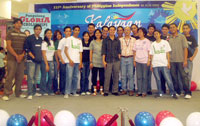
xmin=154 ymin=30 xmax=162 ymax=34
xmin=102 ymin=26 xmax=109 ymax=31
xmin=117 ymin=26 xmax=124 ymax=31
xmin=94 ymin=29 xmax=102 ymax=40
xmin=147 ymin=23 xmax=156 ymax=30
xmin=44 ymin=29 xmax=52 ymax=46
xmin=162 ymin=24 xmax=169 ymax=29
xmin=131 ymin=24 xmax=138 ymax=28
xmin=0 ymin=47 xmax=4 ymax=51
xmin=88 ymin=23 xmax=95 ymax=28
xmin=82 ymin=31 xmax=90 ymax=43
xmin=34 ymin=24 xmax=42 ymax=30
xmin=63 ymin=26 xmax=71 ymax=32
xmin=24 ymin=30 xmax=30 ymax=34
xmin=108 ymin=26 xmax=116 ymax=30
xmin=183 ymin=23 xmax=191 ymax=29
xmin=170 ymin=23 xmax=177 ymax=27
xmin=13 ymin=18 xmax=23 ymax=24
xmin=138 ymin=27 xmax=147 ymax=37
xmin=53 ymin=30 xmax=62 ymax=42
xmin=73 ymin=25 xmax=80 ymax=30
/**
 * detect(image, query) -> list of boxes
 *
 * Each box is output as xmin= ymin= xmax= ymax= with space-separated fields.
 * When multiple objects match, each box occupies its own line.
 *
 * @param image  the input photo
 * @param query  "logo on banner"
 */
xmin=85 ymin=11 xmax=141 ymax=28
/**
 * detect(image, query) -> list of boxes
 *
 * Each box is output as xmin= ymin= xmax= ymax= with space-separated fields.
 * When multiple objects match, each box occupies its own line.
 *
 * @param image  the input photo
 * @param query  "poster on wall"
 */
xmin=35 ymin=1 xmax=198 ymax=40
xmin=18 ymin=13 xmax=51 ymax=37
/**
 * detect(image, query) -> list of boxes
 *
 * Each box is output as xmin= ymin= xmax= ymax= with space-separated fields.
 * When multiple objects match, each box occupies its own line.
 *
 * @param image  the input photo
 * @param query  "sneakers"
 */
xmin=64 ymin=94 xmax=69 ymax=99
xmin=154 ymin=94 xmax=163 ymax=98
xmin=27 ymin=95 xmax=33 ymax=100
xmin=2 ymin=96 xmax=9 ymax=101
xmin=86 ymin=92 xmax=91 ymax=95
xmin=35 ymin=93 xmax=42 ymax=97
xmin=19 ymin=94 xmax=26 ymax=98
xmin=81 ymin=92 xmax=86 ymax=96
xmin=176 ymin=93 xmax=180 ymax=97
xmin=43 ymin=93 xmax=48 ymax=96
xmin=73 ymin=94 xmax=79 ymax=97
xmin=185 ymin=94 xmax=192 ymax=99
xmin=171 ymin=94 xmax=178 ymax=99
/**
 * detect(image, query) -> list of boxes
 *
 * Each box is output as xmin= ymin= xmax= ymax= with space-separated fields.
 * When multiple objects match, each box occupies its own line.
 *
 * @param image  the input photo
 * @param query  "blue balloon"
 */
xmin=135 ymin=112 xmax=155 ymax=126
xmin=76 ymin=113 xmax=96 ymax=126
xmin=7 ymin=114 xmax=28 ymax=126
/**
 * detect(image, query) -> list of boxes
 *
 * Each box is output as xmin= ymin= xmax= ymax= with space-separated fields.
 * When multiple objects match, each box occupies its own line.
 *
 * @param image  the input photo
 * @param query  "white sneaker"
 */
xmin=176 ymin=93 xmax=180 ymax=97
xmin=27 ymin=95 xmax=33 ymax=100
xmin=81 ymin=92 xmax=86 ymax=96
xmin=86 ymin=92 xmax=91 ymax=95
xmin=50 ymin=93 xmax=55 ymax=96
xmin=2 ymin=96 xmax=9 ymax=101
xmin=43 ymin=93 xmax=48 ymax=96
xmin=185 ymin=94 xmax=192 ymax=99
xmin=64 ymin=94 xmax=69 ymax=99
xmin=35 ymin=93 xmax=42 ymax=97
xmin=19 ymin=94 xmax=26 ymax=98
xmin=73 ymin=94 xmax=79 ymax=97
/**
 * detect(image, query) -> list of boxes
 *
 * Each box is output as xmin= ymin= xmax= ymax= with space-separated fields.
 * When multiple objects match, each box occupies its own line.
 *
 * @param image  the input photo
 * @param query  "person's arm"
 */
xmin=102 ymin=55 xmax=107 ymax=68
xmin=89 ymin=50 xmax=93 ymax=69
xmin=190 ymin=48 xmax=198 ymax=61
xmin=64 ymin=47 xmax=74 ymax=66
xmin=133 ymin=51 xmax=136 ymax=67
xmin=42 ymin=50 xmax=49 ymax=72
xmin=101 ymin=39 xmax=107 ymax=68
xmin=57 ymin=49 xmax=65 ymax=64
xmin=24 ymin=37 xmax=35 ymax=59
xmin=147 ymin=52 xmax=151 ymax=66
xmin=118 ymin=40 xmax=121 ymax=59
xmin=167 ymin=52 xmax=171 ymax=69
xmin=6 ymin=40 xmax=19 ymax=61
xmin=79 ymin=52 xmax=83 ymax=70
xmin=183 ymin=48 xmax=188 ymax=67
xmin=55 ymin=51 xmax=60 ymax=70
xmin=150 ymin=55 xmax=153 ymax=71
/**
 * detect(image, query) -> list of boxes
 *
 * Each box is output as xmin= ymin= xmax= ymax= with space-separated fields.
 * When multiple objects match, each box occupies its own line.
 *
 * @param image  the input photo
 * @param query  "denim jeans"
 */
xmin=178 ymin=59 xmax=193 ymax=91
xmin=59 ymin=62 xmax=66 ymax=94
xmin=147 ymin=66 xmax=152 ymax=92
xmin=170 ymin=62 xmax=191 ymax=95
xmin=80 ymin=62 xmax=90 ymax=93
xmin=121 ymin=57 xmax=134 ymax=91
xmin=65 ymin=63 xmax=79 ymax=94
xmin=53 ymin=61 xmax=59 ymax=92
xmin=40 ymin=61 xmax=54 ymax=94
xmin=136 ymin=62 xmax=148 ymax=94
xmin=27 ymin=62 xmax=40 ymax=96
xmin=153 ymin=67 xmax=175 ymax=95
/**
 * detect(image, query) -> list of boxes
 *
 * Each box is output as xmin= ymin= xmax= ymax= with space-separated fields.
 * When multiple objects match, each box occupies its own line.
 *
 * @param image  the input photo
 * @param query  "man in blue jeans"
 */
xmin=24 ymin=24 xmax=43 ymax=100
xmin=150 ymin=30 xmax=177 ymax=99
xmin=119 ymin=27 xmax=136 ymax=96
xmin=57 ymin=26 xmax=72 ymax=95
xmin=64 ymin=25 xmax=83 ymax=98
xmin=169 ymin=23 xmax=192 ymax=99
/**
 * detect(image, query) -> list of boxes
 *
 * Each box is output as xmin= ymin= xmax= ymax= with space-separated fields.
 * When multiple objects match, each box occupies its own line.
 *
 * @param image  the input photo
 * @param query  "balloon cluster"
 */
xmin=1 ymin=109 xmax=200 ymax=126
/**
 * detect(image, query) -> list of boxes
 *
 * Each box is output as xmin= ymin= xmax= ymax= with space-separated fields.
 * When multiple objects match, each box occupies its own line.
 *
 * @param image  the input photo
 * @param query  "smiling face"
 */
xmin=154 ymin=31 xmax=161 ymax=40
xmin=131 ymin=25 xmax=138 ymax=34
xmin=138 ymin=29 xmax=145 ymax=38
xmin=83 ymin=33 xmax=90 ymax=42
xmin=88 ymin=25 xmax=95 ymax=35
xmin=45 ymin=30 xmax=52 ymax=40
xmin=124 ymin=27 xmax=131 ymax=36
xmin=64 ymin=28 xmax=72 ymax=37
xmin=170 ymin=24 xmax=178 ymax=34
xmin=109 ymin=27 xmax=116 ymax=36
xmin=34 ymin=26 xmax=42 ymax=36
xmin=162 ymin=27 xmax=169 ymax=36
xmin=102 ymin=27 xmax=109 ymax=38
xmin=14 ymin=21 xmax=22 ymax=30
xmin=73 ymin=27 xmax=80 ymax=37
xmin=117 ymin=27 xmax=124 ymax=37
xmin=95 ymin=30 xmax=102 ymax=39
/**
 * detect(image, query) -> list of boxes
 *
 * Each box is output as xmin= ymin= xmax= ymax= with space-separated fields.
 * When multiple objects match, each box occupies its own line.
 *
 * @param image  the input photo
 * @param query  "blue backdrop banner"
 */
xmin=35 ymin=1 xmax=198 ymax=40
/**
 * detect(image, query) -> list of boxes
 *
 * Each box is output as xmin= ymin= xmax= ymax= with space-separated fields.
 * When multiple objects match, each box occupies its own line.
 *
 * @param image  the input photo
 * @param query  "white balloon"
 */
xmin=0 ymin=109 xmax=10 ymax=126
xmin=186 ymin=112 xmax=200 ymax=126
xmin=54 ymin=110 xmax=76 ymax=126
xmin=160 ymin=117 xmax=183 ymax=126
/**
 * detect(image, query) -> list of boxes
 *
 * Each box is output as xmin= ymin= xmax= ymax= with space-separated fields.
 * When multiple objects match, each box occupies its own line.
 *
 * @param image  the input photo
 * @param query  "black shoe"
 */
xmin=104 ymin=93 xmax=109 ymax=96
xmin=171 ymin=94 xmax=178 ymax=99
xmin=147 ymin=91 xmax=152 ymax=95
xmin=112 ymin=93 xmax=120 ymax=96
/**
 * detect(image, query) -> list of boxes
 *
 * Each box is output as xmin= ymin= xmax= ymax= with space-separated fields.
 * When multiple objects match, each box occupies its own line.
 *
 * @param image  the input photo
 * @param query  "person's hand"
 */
xmin=103 ymin=61 xmax=107 ymax=68
xmin=147 ymin=60 xmax=151 ymax=66
xmin=61 ymin=59 xmax=65 ymax=64
xmin=133 ymin=61 xmax=136 ymax=67
xmin=15 ymin=55 xmax=20 ymax=63
xmin=46 ymin=64 xmax=50 ymax=72
xmin=189 ymin=57 xmax=194 ymax=61
xmin=90 ymin=63 xmax=93 ymax=69
xmin=18 ymin=54 xmax=24 ymax=63
xmin=183 ymin=60 xmax=187 ymax=67
xmin=57 ymin=62 xmax=60 ymax=70
xmin=150 ymin=65 xmax=153 ymax=72
xmin=69 ymin=60 xmax=74 ymax=67
xmin=167 ymin=63 xmax=171 ymax=69
xmin=79 ymin=63 xmax=83 ymax=70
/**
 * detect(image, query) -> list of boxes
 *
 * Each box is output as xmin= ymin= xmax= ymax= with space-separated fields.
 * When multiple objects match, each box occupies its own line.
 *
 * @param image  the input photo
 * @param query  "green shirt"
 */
xmin=54 ymin=40 xmax=59 ymax=50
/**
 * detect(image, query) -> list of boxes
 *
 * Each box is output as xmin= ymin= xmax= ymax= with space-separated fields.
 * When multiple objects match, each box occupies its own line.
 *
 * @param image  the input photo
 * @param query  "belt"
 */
xmin=121 ymin=55 xmax=133 ymax=58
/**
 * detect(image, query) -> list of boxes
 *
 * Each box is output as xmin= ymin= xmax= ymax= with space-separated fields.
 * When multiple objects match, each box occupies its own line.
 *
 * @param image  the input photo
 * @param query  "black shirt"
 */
xmin=186 ymin=35 xmax=198 ymax=58
xmin=146 ymin=35 xmax=156 ymax=42
xmin=89 ymin=34 xmax=95 ymax=42
xmin=161 ymin=35 xmax=170 ymax=41
xmin=82 ymin=40 xmax=91 ymax=62
xmin=24 ymin=34 xmax=43 ymax=63
xmin=101 ymin=36 xmax=121 ymax=63
xmin=131 ymin=35 xmax=139 ymax=40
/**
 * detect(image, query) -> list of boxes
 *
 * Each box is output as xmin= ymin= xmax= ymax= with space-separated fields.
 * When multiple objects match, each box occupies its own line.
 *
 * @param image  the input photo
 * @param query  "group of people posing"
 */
xmin=1 ymin=18 xmax=198 ymax=101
